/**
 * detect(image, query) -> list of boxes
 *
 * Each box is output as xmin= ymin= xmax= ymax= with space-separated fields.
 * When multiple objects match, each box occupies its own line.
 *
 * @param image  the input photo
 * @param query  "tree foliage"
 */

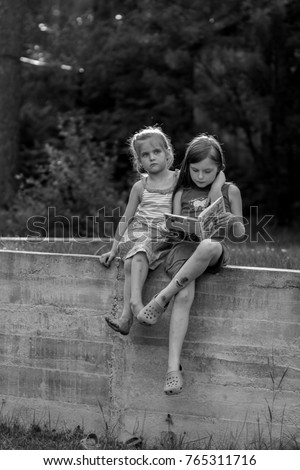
xmin=2 ymin=114 xmax=123 ymax=237
xmin=0 ymin=0 xmax=24 ymax=207
xmin=1 ymin=0 xmax=299 ymax=235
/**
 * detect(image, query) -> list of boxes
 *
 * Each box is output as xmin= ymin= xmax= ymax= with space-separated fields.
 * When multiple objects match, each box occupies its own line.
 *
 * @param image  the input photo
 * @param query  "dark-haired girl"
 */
xmin=137 ymin=134 xmax=245 ymax=394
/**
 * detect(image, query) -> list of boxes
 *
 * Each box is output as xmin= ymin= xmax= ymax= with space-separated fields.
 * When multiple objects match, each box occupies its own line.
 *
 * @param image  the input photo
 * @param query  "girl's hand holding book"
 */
xmin=217 ymin=212 xmax=245 ymax=237
xmin=216 ymin=211 xmax=232 ymax=228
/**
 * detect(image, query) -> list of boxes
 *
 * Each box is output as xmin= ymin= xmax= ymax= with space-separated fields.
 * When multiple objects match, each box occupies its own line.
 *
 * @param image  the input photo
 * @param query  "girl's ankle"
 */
xmin=167 ymin=362 xmax=181 ymax=373
xmin=119 ymin=311 xmax=133 ymax=321
xmin=130 ymin=299 xmax=142 ymax=308
xmin=156 ymin=292 xmax=169 ymax=307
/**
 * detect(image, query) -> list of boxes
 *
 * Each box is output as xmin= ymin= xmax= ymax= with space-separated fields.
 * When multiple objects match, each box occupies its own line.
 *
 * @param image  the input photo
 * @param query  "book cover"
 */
xmin=164 ymin=196 xmax=226 ymax=240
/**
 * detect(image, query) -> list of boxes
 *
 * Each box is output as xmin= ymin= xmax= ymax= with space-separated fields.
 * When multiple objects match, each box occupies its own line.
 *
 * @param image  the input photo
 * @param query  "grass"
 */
xmin=1 ymin=417 xmax=299 ymax=450
xmin=0 ymin=420 xmax=84 ymax=450
xmin=2 ymin=369 xmax=300 ymax=451
xmin=227 ymin=226 xmax=300 ymax=270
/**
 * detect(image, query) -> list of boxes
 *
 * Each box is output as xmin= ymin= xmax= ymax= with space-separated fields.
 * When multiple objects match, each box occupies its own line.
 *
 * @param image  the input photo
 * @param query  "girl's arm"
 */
xmin=172 ymin=190 xmax=183 ymax=215
xmin=216 ymin=184 xmax=245 ymax=239
xmin=227 ymin=184 xmax=245 ymax=238
xmin=208 ymin=170 xmax=226 ymax=203
xmin=100 ymin=181 xmax=142 ymax=266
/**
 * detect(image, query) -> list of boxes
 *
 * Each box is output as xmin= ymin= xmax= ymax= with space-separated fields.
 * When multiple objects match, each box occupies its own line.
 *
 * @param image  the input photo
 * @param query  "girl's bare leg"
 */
xmin=156 ymin=239 xmax=222 ymax=307
xmin=167 ymin=282 xmax=195 ymax=373
xmin=106 ymin=253 xmax=149 ymax=333
xmin=109 ymin=258 xmax=133 ymax=330
xmin=130 ymin=252 xmax=149 ymax=317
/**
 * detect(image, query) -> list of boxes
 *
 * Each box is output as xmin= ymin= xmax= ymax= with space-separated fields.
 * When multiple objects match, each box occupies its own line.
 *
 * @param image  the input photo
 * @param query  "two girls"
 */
xmin=100 ymin=128 xmax=224 ymax=336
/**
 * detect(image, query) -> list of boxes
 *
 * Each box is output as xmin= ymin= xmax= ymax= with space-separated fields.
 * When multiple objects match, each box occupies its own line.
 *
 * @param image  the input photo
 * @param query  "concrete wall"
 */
xmin=0 ymin=243 xmax=300 ymax=445
xmin=0 ymin=237 xmax=111 ymax=255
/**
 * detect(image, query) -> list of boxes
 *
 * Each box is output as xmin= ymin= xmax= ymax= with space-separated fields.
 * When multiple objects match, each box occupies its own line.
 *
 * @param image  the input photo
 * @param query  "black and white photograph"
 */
xmin=0 ymin=0 xmax=299 ymax=463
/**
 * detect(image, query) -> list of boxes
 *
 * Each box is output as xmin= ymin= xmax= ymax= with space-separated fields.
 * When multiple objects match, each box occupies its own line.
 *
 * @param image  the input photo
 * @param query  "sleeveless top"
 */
xmin=180 ymin=182 xmax=232 ymax=241
xmin=180 ymin=182 xmax=231 ymax=218
xmin=134 ymin=170 xmax=179 ymax=227
xmin=119 ymin=170 xmax=179 ymax=268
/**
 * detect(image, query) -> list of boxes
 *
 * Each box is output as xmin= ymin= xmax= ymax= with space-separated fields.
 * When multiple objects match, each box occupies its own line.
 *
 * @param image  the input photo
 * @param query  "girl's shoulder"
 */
xmin=225 ymin=182 xmax=240 ymax=194
xmin=139 ymin=173 xmax=148 ymax=186
xmin=170 ymin=168 xmax=180 ymax=186
xmin=131 ymin=179 xmax=145 ymax=198
xmin=222 ymin=181 xmax=239 ymax=194
xmin=173 ymin=187 xmax=183 ymax=199
xmin=165 ymin=168 xmax=179 ymax=182
xmin=223 ymin=183 xmax=241 ymax=203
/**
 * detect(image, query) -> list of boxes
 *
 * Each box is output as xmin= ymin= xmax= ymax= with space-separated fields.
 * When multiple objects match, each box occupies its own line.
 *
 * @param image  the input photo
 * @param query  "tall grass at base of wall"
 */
xmin=1 ymin=410 xmax=300 ymax=450
xmin=1 ymin=419 xmax=299 ymax=450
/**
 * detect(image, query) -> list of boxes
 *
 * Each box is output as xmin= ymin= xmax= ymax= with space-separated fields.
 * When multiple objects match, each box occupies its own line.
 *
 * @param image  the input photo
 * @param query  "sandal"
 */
xmin=125 ymin=436 xmax=143 ymax=449
xmin=136 ymin=295 xmax=168 ymax=326
xmin=164 ymin=366 xmax=183 ymax=395
xmin=80 ymin=433 xmax=99 ymax=450
xmin=105 ymin=316 xmax=132 ymax=335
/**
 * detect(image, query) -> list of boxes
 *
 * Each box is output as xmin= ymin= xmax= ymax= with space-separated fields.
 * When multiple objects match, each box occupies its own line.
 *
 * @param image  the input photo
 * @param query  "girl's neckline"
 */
xmin=186 ymin=181 xmax=213 ymax=191
xmin=144 ymin=170 xmax=178 ymax=192
xmin=186 ymin=181 xmax=228 ymax=191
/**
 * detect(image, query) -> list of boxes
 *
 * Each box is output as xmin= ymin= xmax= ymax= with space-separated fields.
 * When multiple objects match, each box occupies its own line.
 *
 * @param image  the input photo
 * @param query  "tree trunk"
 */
xmin=0 ymin=0 xmax=24 ymax=207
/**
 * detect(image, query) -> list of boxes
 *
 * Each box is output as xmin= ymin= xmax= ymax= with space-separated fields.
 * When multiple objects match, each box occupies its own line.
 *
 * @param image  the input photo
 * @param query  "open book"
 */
xmin=164 ymin=196 xmax=226 ymax=241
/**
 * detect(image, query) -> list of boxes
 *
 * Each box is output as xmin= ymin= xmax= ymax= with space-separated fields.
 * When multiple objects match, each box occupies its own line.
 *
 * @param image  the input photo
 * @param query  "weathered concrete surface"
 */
xmin=0 ymin=249 xmax=115 ymax=433
xmin=0 ymin=246 xmax=300 ymax=445
xmin=0 ymin=237 xmax=111 ymax=255
xmin=120 ymin=266 xmax=300 ymax=443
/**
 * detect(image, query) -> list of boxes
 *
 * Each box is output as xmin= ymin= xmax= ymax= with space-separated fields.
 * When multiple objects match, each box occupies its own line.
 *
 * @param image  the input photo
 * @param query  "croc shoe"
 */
xmin=164 ymin=366 xmax=183 ymax=395
xmin=136 ymin=295 xmax=168 ymax=326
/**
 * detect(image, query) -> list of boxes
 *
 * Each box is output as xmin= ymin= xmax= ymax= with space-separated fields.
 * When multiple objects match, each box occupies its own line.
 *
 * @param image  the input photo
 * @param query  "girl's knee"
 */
xmin=196 ymin=239 xmax=221 ymax=260
xmin=133 ymin=252 xmax=147 ymax=263
xmin=175 ymin=287 xmax=194 ymax=306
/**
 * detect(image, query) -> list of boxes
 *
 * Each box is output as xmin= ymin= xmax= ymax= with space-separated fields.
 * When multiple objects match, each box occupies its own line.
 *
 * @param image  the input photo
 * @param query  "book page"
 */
xmin=164 ymin=196 xmax=225 ymax=240
xmin=198 ymin=196 xmax=225 ymax=237
xmin=164 ymin=213 xmax=203 ymax=238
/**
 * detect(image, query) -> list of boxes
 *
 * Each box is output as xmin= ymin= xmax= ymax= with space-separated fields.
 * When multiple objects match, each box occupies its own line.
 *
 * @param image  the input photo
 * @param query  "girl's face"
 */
xmin=138 ymin=136 xmax=169 ymax=174
xmin=189 ymin=157 xmax=219 ymax=188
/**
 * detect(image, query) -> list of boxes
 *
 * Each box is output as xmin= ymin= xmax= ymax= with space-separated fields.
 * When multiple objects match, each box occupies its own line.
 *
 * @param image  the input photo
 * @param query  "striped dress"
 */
xmin=118 ymin=171 xmax=178 ymax=270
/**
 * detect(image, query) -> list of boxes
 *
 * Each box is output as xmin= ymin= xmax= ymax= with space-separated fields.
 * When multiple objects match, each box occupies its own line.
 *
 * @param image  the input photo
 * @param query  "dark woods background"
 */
xmin=0 ymin=0 xmax=299 ymax=237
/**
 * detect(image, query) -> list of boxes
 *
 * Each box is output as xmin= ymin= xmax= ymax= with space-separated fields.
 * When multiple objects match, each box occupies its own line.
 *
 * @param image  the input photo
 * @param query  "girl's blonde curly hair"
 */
xmin=128 ymin=126 xmax=174 ymax=174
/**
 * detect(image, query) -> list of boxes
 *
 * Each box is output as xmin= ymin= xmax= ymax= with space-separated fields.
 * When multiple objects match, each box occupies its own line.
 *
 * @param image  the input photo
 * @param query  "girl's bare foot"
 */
xmin=105 ymin=315 xmax=133 ymax=335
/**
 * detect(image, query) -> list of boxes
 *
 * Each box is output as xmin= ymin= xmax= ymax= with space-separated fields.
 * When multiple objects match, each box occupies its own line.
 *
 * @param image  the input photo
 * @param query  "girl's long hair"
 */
xmin=173 ymin=133 xmax=225 ymax=196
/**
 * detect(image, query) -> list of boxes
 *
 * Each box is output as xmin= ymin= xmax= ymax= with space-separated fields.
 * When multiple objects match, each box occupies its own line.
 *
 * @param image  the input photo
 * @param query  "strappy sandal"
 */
xmin=164 ymin=366 xmax=183 ymax=395
xmin=105 ymin=316 xmax=132 ymax=335
xmin=136 ymin=295 xmax=168 ymax=326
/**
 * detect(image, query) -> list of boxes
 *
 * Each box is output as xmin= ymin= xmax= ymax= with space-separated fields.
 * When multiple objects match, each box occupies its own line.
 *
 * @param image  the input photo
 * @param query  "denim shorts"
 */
xmin=165 ymin=239 xmax=229 ymax=279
